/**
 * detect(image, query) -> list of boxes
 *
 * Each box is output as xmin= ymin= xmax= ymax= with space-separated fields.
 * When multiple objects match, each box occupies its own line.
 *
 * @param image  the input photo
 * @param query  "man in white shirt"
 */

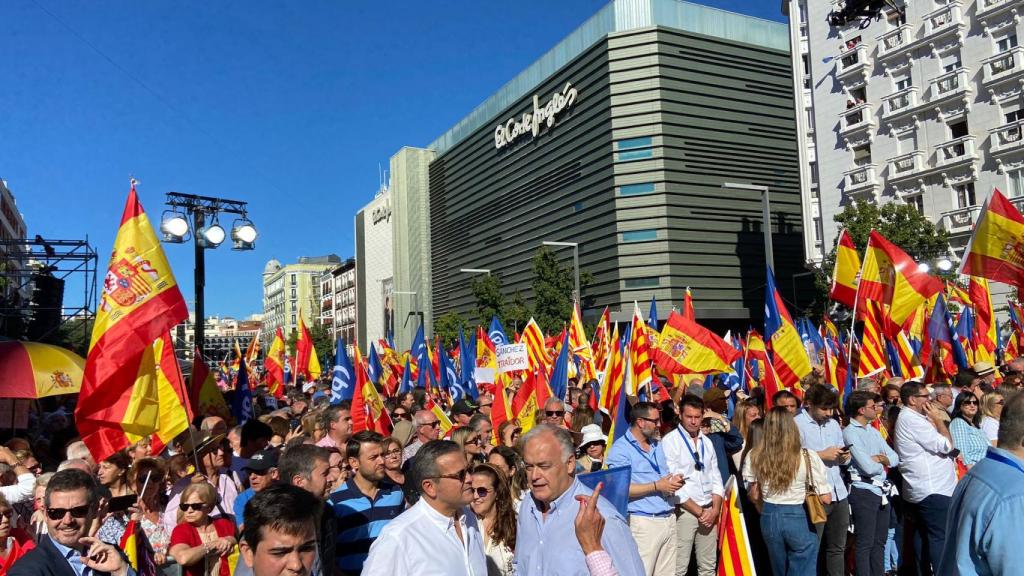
xmin=894 ymin=381 xmax=957 ymax=574
xmin=362 ymin=440 xmax=487 ymax=575
xmin=662 ymin=394 xmax=724 ymax=576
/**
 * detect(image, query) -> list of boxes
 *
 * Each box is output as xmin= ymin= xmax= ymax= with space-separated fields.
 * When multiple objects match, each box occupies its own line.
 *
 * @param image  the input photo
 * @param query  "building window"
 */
xmin=997 ymin=34 xmax=1018 ymax=54
xmin=624 ymin=277 xmax=660 ymax=288
xmin=942 ymin=52 xmax=962 ymax=73
xmin=813 ymin=218 xmax=823 ymax=242
xmin=290 ymin=274 xmax=297 ymax=286
xmin=886 ymin=9 xmax=906 ymax=28
xmin=852 ymin=144 xmax=872 ymax=166
xmin=616 ymin=137 xmax=654 ymax=161
xmin=954 ymin=183 xmax=976 ymax=208
xmin=1006 ymin=106 xmax=1024 ymax=124
xmin=806 ymin=109 xmax=815 ymax=132
xmin=619 ymin=183 xmax=656 ymax=196
xmin=894 ymin=75 xmax=911 ymax=92
xmin=907 ymin=194 xmax=924 ymax=214
xmin=897 ymin=131 xmax=917 ymax=154
xmin=291 ymin=314 xmax=296 ymax=324
xmin=291 ymin=288 xmax=297 ymax=298
xmin=1009 ymin=169 xmax=1024 ymax=197
xmin=621 ymin=229 xmax=658 ymax=242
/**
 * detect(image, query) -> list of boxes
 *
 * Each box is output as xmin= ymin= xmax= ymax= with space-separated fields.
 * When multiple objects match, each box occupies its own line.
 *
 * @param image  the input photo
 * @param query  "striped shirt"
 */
xmin=330 ymin=480 xmax=405 ymax=574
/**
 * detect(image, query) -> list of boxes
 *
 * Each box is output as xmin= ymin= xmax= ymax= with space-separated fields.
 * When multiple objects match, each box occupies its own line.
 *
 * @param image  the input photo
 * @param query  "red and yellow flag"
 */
xmin=76 ymin=182 xmax=189 ymax=463
xmin=591 ymin=307 xmax=612 ymax=374
xmin=969 ymin=277 xmax=998 ymax=363
xmin=295 ymin=316 xmax=321 ymax=382
xmin=858 ymin=231 xmax=943 ymax=335
xmin=683 ymin=287 xmax=695 ymax=321
xmin=961 ymin=189 xmax=1024 ymax=288
xmin=629 ymin=304 xmax=653 ymax=393
xmin=830 ymin=229 xmax=860 ymax=307
xmin=351 ymin=346 xmax=391 ymax=435
xmin=652 ymin=311 xmax=740 ymax=375
xmin=190 ymin=347 xmax=231 ymax=421
xmin=569 ymin=302 xmax=596 ymax=381
xmin=265 ymin=328 xmax=286 ymax=397
xmin=858 ymin=301 xmax=887 ymax=379
xmin=244 ymin=336 xmax=261 ymax=367
xmin=717 ymin=477 xmax=756 ymax=576
xmin=598 ymin=323 xmax=623 ymax=415
xmin=149 ymin=334 xmax=192 ymax=455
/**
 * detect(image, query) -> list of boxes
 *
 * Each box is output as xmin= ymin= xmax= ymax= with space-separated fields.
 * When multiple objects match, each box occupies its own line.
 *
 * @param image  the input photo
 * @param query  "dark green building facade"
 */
xmin=428 ymin=1 xmax=806 ymax=329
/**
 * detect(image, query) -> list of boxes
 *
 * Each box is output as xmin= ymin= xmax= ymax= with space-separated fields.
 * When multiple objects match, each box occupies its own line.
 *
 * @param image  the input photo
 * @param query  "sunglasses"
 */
xmin=472 ymin=487 xmax=492 ymax=499
xmin=179 ymin=502 xmax=209 ymax=512
xmin=422 ymin=421 xmax=441 ymax=428
xmin=545 ymin=410 xmax=565 ymax=418
xmin=479 ymin=403 xmax=493 ymax=409
xmin=637 ymin=416 xmax=661 ymax=424
xmin=46 ymin=505 xmax=91 ymax=520
xmin=391 ymin=412 xmax=411 ymax=421
xmin=435 ymin=468 xmax=470 ymax=483
xmin=962 ymin=400 xmax=979 ymax=405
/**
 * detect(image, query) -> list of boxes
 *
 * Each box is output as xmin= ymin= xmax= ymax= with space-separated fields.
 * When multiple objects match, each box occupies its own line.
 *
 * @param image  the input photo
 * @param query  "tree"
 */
xmin=504 ymin=290 xmax=531 ymax=334
xmin=308 ymin=320 xmax=334 ymax=369
xmin=532 ymin=247 xmax=576 ymax=334
xmin=470 ymin=274 xmax=505 ymax=327
xmin=434 ymin=311 xmax=467 ymax=349
xmin=55 ymin=317 xmax=94 ymax=356
xmin=812 ymin=199 xmax=951 ymax=317
xmin=286 ymin=328 xmax=298 ymax=358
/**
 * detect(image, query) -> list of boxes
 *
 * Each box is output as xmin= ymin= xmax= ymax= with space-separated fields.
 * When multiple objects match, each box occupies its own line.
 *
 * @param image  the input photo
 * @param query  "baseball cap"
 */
xmin=244 ymin=449 xmax=279 ymax=473
xmin=451 ymin=399 xmax=479 ymax=417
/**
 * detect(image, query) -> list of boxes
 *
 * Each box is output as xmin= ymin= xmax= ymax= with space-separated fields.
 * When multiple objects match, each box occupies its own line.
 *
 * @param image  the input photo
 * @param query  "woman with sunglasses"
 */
xmin=470 ymin=463 xmax=516 ymax=576
xmin=169 ymin=482 xmax=237 ymax=576
xmin=381 ymin=437 xmax=405 ymax=486
xmin=950 ymin=392 xmax=989 ymax=467
xmin=980 ymin=391 xmax=1006 ymax=446
xmin=452 ymin=427 xmax=486 ymax=465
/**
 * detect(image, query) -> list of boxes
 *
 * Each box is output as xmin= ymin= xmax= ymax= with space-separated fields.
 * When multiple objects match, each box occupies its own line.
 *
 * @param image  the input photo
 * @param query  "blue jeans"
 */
xmin=760 ymin=502 xmax=820 ymax=576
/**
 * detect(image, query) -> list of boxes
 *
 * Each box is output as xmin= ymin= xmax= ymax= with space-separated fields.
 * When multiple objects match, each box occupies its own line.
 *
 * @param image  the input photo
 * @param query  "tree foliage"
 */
xmin=532 ymin=247 xmax=577 ymax=334
xmin=504 ymin=290 xmax=531 ymax=334
xmin=55 ymin=317 xmax=94 ymax=357
xmin=308 ymin=320 xmax=334 ymax=369
xmin=470 ymin=274 xmax=505 ymax=327
xmin=434 ymin=311 xmax=467 ymax=349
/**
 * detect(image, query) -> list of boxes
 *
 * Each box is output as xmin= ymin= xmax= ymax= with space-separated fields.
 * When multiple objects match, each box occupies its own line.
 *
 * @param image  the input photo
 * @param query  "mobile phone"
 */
xmin=107 ymin=495 xmax=137 ymax=513
xmin=842 ymin=444 xmax=853 ymax=451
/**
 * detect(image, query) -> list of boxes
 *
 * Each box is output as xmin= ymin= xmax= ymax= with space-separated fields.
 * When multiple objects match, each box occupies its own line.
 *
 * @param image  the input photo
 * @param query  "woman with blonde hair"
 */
xmin=731 ymin=399 xmax=763 ymax=469
xmin=742 ymin=407 xmax=831 ymax=576
xmin=452 ymin=426 xmax=486 ymax=465
xmin=169 ymin=482 xmax=236 ymax=576
xmin=979 ymin=390 xmax=1005 ymax=445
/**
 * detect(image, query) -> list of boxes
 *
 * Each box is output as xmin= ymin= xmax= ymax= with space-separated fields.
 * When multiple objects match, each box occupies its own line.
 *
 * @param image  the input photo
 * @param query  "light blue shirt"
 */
xmin=940 ymin=447 xmax=1024 ymax=575
xmin=50 ymin=535 xmax=137 ymax=576
xmin=795 ymin=411 xmax=849 ymax=501
xmin=606 ymin=430 xmax=674 ymax=516
xmin=949 ymin=418 xmax=990 ymax=466
xmin=842 ymin=419 xmax=899 ymax=496
xmin=516 ymin=478 xmax=645 ymax=576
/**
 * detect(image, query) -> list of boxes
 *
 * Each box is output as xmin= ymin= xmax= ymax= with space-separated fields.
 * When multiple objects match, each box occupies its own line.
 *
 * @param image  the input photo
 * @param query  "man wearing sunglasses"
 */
xmin=362 ymin=440 xmax=486 ymax=575
xmin=402 ymin=410 xmax=441 ymax=463
xmin=234 ymin=449 xmax=280 ymax=531
xmin=10 ymin=468 xmax=133 ymax=576
xmin=542 ymin=398 xmax=568 ymax=427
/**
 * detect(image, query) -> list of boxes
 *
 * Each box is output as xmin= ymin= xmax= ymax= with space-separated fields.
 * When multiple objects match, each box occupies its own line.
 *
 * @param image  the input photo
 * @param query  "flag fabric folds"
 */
xmin=331 ymin=338 xmax=355 ymax=404
xmin=295 ymin=317 xmax=321 ymax=382
xmin=232 ymin=357 xmax=254 ymax=425
xmin=76 ymin=182 xmax=189 ymax=463
xmin=830 ymin=229 xmax=860 ymax=307
xmin=265 ymin=328 xmax=287 ymax=398
xmin=191 ymin=348 xmax=230 ymax=421
xmin=652 ymin=311 xmax=741 ymax=375
xmin=858 ymin=231 xmax=943 ymax=334
xmin=717 ymin=476 xmax=757 ymax=576
xmin=764 ymin=267 xmax=812 ymax=388
xmin=960 ymin=189 xmax=1024 ymax=288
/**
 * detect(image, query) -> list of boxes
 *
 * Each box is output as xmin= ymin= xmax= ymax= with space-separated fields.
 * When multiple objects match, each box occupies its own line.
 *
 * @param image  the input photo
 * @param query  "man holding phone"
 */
xmin=795 ymin=385 xmax=851 ymax=576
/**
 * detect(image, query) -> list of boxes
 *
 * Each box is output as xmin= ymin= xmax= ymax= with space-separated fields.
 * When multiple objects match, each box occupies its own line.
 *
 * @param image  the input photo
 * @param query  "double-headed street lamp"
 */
xmin=161 ymin=192 xmax=257 ymax=358
xmin=542 ymin=240 xmax=580 ymax=302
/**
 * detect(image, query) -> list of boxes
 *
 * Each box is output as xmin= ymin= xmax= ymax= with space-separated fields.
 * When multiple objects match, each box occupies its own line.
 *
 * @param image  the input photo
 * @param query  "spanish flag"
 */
xmin=244 ymin=335 xmax=261 ymax=367
xmin=265 ymin=327 xmax=286 ymax=397
xmin=295 ymin=316 xmax=321 ymax=381
xmin=764 ymin=266 xmax=812 ymax=387
xmin=120 ymin=519 xmax=157 ymax=576
xmin=858 ymin=301 xmax=888 ymax=379
xmin=830 ymin=229 xmax=860 ymax=307
xmin=652 ymin=311 xmax=740 ymax=375
xmin=682 ymin=287 xmax=695 ymax=321
xmin=961 ymin=189 xmax=1024 ymax=287
xmin=149 ymin=333 xmax=192 ymax=455
xmin=512 ymin=368 xmax=551 ymax=434
xmin=351 ymin=345 xmax=392 ymax=435
xmin=76 ymin=182 xmax=188 ymax=463
xmin=190 ymin=347 xmax=231 ymax=421
xmin=969 ymin=276 xmax=998 ymax=363
xmin=717 ymin=477 xmax=756 ymax=576
xmin=859 ymin=230 xmax=943 ymax=335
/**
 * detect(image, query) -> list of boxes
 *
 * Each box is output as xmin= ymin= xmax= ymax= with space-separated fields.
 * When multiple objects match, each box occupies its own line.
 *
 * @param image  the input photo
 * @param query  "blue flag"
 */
xmin=550 ymin=331 xmax=570 ymax=402
xmin=648 ymin=296 xmax=658 ymax=329
xmin=489 ymin=316 xmax=508 ymax=347
xmin=577 ymin=465 xmax=632 ymax=519
xmin=367 ymin=343 xmax=382 ymax=386
xmin=283 ymin=356 xmax=292 ymax=385
xmin=411 ymin=324 xmax=426 ymax=364
xmin=232 ymin=357 xmax=254 ymax=425
xmin=439 ymin=349 xmax=463 ymax=401
xmin=459 ymin=328 xmax=478 ymax=400
xmin=399 ymin=357 xmax=413 ymax=394
xmin=331 ymin=338 xmax=355 ymax=404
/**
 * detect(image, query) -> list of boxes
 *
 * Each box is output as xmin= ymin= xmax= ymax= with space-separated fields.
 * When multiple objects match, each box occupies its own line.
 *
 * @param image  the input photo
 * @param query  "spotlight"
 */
xmin=917 ymin=262 xmax=930 ymax=273
xmin=937 ymin=258 xmax=953 ymax=272
xmin=198 ymin=222 xmax=226 ymax=248
xmin=160 ymin=211 xmax=189 ymax=243
xmin=231 ymin=218 xmax=257 ymax=250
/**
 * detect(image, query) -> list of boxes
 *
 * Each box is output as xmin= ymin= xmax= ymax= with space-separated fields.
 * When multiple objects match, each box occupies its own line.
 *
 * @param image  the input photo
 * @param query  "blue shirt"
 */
xmin=950 ymin=417 xmax=990 ymax=466
xmin=940 ymin=447 xmax=1024 ymax=575
xmin=842 ymin=419 xmax=899 ymax=496
xmin=50 ymin=536 xmax=137 ymax=576
xmin=606 ymin=430 xmax=674 ymax=516
xmin=516 ymin=478 xmax=645 ymax=576
xmin=795 ymin=411 xmax=849 ymax=501
xmin=330 ymin=480 xmax=405 ymax=573
xmin=233 ymin=487 xmax=255 ymax=528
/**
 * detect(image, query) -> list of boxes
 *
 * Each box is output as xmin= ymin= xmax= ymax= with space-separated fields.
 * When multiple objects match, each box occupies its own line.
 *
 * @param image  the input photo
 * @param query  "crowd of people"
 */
xmin=1 ymin=358 xmax=1023 ymax=576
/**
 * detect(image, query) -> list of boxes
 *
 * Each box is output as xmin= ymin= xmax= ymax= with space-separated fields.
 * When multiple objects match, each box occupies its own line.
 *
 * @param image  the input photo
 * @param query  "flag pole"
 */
xmin=845 ymin=234 xmax=869 ymax=369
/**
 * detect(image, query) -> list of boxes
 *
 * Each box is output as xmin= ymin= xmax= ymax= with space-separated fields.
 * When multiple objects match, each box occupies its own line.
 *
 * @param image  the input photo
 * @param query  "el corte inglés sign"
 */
xmin=493 ymin=82 xmax=579 ymax=150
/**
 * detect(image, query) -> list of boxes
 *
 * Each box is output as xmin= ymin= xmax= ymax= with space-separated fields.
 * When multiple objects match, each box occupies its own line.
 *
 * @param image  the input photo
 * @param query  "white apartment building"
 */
xmin=318 ymin=257 xmax=357 ymax=356
xmin=789 ymin=0 xmax=1024 ymax=267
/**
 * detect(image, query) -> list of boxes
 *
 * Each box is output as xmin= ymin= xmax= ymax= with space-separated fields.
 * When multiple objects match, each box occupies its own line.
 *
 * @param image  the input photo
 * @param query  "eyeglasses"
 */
xmin=178 ymin=502 xmax=209 ymax=512
xmin=637 ymin=416 xmax=661 ymax=425
xmin=46 ymin=505 xmax=91 ymax=520
xmin=434 ymin=468 xmax=470 ymax=483
xmin=384 ymin=449 xmax=402 ymax=458
xmin=421 ymin=421 xmax=441 ymax=428
xmin=962 ymin=400 xmax=979 ymax=405
xmin=545 ymin=410 xmax=565 ymax=418
xmin=391 ymin=412 xmax=411 ymax=421
xmin=479 ymin=403 xmax=493 ymax=409
xmin=472 ymin=487 xmax=492 ymax=499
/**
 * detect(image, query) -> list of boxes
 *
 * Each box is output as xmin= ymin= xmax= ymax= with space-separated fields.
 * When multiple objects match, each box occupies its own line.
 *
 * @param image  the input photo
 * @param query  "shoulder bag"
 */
xmin=803 ymin=449 xmax=828 ymax=525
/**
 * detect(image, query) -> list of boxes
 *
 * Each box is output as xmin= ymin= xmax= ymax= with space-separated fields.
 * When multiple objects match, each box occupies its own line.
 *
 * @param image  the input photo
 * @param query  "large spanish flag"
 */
xmin=764 ymin=266 xmax=812 ymax=387
xmin=961 ymin=189 xmax=1024 ymax=287
xmin=653 ymin=311 xmax=740 ymax=375
xmin=830 ymin=229 xmax=860 ymax=307
xmin=265 ymin=327 xmax=286 ymax=397
xmin=859 ymin=230 xmax=942 ymax=335
xmin=76 ymin=182 xmax=188 ymax=463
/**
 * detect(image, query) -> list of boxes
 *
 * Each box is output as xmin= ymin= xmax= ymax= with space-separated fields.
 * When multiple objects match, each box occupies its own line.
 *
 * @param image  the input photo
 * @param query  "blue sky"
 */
xmin=2 ymin=0 xmax=784 ymax=318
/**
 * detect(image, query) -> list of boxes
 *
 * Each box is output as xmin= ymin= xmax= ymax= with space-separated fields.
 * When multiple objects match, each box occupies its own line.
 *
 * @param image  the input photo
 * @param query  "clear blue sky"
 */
xmin=2 ymin=0 xmax=784 ymax=319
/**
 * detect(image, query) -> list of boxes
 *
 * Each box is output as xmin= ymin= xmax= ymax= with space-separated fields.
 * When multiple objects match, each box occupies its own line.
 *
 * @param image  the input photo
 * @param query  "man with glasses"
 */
xmin=607 ymin=401 xmax=683 ymax=576
xmin=331 ymin=431 xmax=404 ymax=575
xmin=10 ymin=469 xmax=133 ymax=576
xmin=542 ymin=398 xmax=568 ymax=427
xmin=932 ymin=384 xmax=954 ymax=421
xmin=663 ymin=394 xmax=723 ymax=576
xmin=477 ymin=392 xmax=494 ymax=416
xmin=450 ymin=399 xmax=479 ymax=431
xmin=362 ymin=440 xmax=486 ymax=575
xmin=403 ymin=410 xmax=441 ymax=462
xmin=234 ymin=449 xmax=280 ymax=530
xmin=895 ymin=381 xmax=957 ymax=574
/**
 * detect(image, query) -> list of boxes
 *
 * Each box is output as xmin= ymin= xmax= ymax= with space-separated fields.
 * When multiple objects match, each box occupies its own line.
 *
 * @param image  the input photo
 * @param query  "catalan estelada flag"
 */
xmin=717 ymin=477 xmax=756 ymax=576
xmin=960 ymin=189 xmax=1024 ymax=287
xmin=652 ymin=311 xmax=740 ymax=375
xmin=76 ymin=181 xmax=188 ymax=463
xmin=265 ymin=328 xmax=287 ymax=398
xmin=765 ymin=266 xmax=812 ymax=388
xmin=859 ymin=230 xmax=943 ymax=335
xmin=830 ymin=229 xmax=860 ymax=308
xmin=295 ymin=316 xmax=321 ymax=382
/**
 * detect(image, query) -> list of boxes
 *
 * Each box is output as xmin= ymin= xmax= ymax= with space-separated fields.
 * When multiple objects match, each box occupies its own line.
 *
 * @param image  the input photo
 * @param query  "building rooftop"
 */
xmin=427 ymin=0 xmax=789 ymax=155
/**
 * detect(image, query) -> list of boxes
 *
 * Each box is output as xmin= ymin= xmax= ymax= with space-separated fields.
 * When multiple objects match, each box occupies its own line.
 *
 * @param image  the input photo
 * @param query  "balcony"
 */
xmin=991 ymin=121 xmax=1024 ymax=155
xmin=888 ymin=150 xmax=926 ymax=179
xmin=838 ymin=43 xmax=871 ymax=79
xmin=877 ymin=25 xmax=912 ymax=59
xmin=882 ymin=87 xmax=919 ymax=118
xmin=923 ymin=2 xmax=965 ymax=41
xmin=936 ymin=135 xmax=978 ymax=166
xmin=1011 ymin=196 xmax=1024 ymax=213
xmin=940 ymin=205 xmax=982 ymax=234
xmin=977 ymin=0 xmax=1024 ymax=20
xmin=928 ymin=67 xmax=970 ymax=103
xmin=839 ymin=103 xmax=875 ymax=134
xmin=844 ymin=164 xmax=879 ymax=197
xmin=982 ymin=47 xmax=1024 ymax=85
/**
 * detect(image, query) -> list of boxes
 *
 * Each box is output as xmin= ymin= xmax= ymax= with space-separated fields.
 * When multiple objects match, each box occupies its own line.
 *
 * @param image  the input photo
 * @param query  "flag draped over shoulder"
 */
xmin=652 ymin=311 xmax=740 ymax=375
xmin=76 ymin=183 xmax=189 ymax=463
xmin=830 ymin=229 xmax=860 ymax=307
xmin=960 ymin=189 xmax=1024 ymax=287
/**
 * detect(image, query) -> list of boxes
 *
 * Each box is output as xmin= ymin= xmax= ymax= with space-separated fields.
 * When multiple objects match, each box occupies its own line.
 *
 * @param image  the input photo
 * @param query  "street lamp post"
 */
xmin=161 ymin=192 xmax=256 ymax=359
xmin=459 ymin=268 xmax=492 ymax=276
xmin=542 ymin=241 xmax=580 ymax=302
xmin=722 ymin=183 xmax=773 ymax=271
xmin=392 ymin=290 xmax=420 ymax=347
